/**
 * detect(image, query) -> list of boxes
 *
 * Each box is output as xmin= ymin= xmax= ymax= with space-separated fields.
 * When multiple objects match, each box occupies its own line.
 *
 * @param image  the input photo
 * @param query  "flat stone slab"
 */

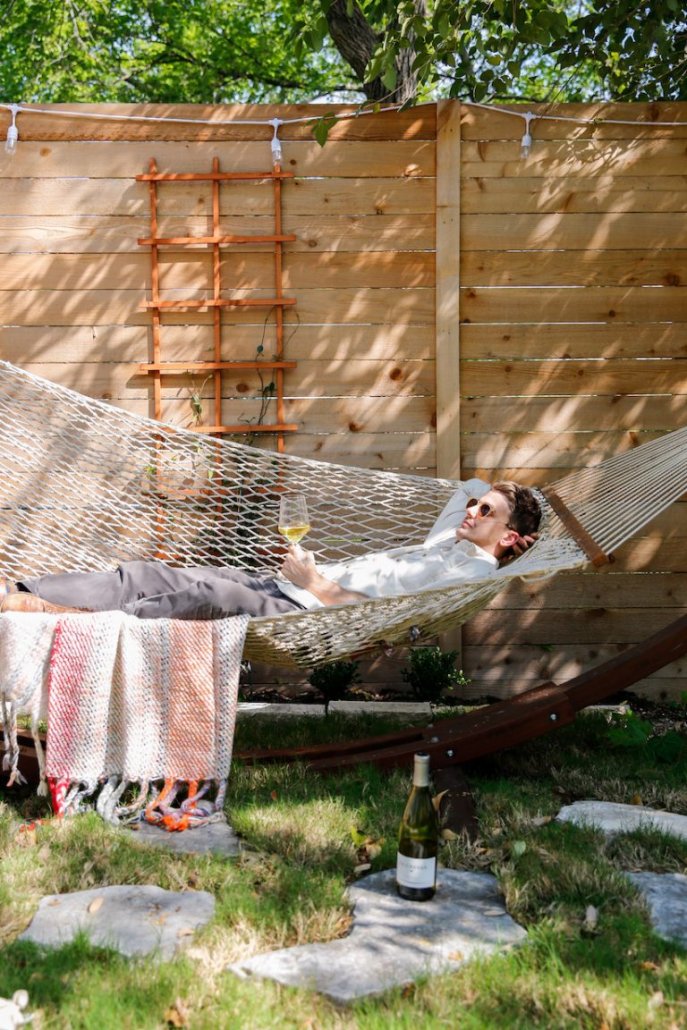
xmin=19 ymin=885 xmax=214 ymax=959
xmin=329 ymin=701 xmax=432 ymax=716
xmin=626 ymin=872 xmax=687 ymax=948
xmin=229 ymin=868 xmax=526 ymax=1004
xmin=238 ymin=703 xmax=326 ymax=718
xmin=557 ymin=801 xmax=687 ymax=840
xmin=129 ymin=819 xmax=241 ymax=856
xmin=236 ymin=701 xmax=431 ymax=719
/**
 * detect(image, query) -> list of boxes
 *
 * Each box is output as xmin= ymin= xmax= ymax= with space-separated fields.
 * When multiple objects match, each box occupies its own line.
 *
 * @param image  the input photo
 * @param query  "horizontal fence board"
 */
xmin=142 ymin=396 xmax=436 ymax=434
xmin=462 ymin=139 xmax=687 ymax=178
xmin=487 ymin=570 xmax=687 ymax=609
xmin=282 ymin=431 xmax=435 ymax=471
xmin=462 ymin=212 xmax=687 ymax=250
xmin=461 ymin=250 xmax=687 ymax=289
xmin=0 ymin=214 xmax=436 ymax=254
xmin=460 ymin=286 xmax=687 ymax=323
xmin=4 ymin=103 xmax=436 ymax=142
xmin=0 ymin=177 xmax=436 ymax=217
xmin=462 ymin=395 xmax=687 ymax=432
xmin=0 ymin=287 xmax=436 ymax=327
xmin=0 ymin=251 xmax=435 ymax=291
xmin=460 ymin=429 xmax=667 ymax=469
xmin=0 ymin=141 xmax=436 ymax=179
xmin=461 ymin=360 xmax=687 ymax=397
xmin=461 ymin=650 xmax=685 ymax=700
xmin=460 ymin=323 xmax=687 ymax=360
xmin=464 ymin=607 xmax=687 ymax=646
xmin=0 ymin=323 xmax=436 ymax=364
xmin=459 ymin=103 xmax=687 ymax=140
xmin=13 ymin=359 xmax=435 ymax=399
xmin=462 ymin=176 xmax=687 ymax=214
xmin=462 ymin=642 xmax=686 ymax=685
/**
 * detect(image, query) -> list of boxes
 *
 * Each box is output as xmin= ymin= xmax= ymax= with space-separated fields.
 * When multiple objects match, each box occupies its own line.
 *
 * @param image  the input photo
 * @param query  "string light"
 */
xmin=0 ymin=100 xmax=685 ymax=164
xmin=269 ymin=117 xmax=283 ymax=164
xmin=520 ymin=111 xmax=534 ymax=159
xmin=4 ymin=104 xmax=19 ymax=156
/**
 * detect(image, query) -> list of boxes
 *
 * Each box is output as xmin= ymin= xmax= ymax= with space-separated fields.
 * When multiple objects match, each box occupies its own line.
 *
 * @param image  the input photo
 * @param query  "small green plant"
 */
xmin=308 ymin=659 xmax=361 ymax=713
xmin=401 ymin=646 xmax=469 ymax=704
xmin=606 ymin=711 xmax=653 ymax=749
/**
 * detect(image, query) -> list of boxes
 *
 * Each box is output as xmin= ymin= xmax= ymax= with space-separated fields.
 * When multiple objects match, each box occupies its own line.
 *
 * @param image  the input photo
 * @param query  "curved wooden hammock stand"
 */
xmin=238 ymin=611 xmax=687 ymax=772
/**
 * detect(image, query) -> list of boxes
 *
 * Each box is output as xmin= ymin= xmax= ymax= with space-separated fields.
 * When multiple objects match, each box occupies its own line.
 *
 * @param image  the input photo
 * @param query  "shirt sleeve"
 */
xmin=323 ymin=541 xmax=498 ymax=599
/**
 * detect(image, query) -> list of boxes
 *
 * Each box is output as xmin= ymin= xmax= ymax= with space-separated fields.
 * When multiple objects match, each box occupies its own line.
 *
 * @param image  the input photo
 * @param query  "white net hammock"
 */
xmin=0 ymin=360 xmax=685 ymax=668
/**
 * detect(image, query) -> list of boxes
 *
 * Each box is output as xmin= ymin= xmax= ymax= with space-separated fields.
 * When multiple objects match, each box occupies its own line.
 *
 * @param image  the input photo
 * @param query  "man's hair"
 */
xmin=493 ymin=481 xmax=542 ymax=538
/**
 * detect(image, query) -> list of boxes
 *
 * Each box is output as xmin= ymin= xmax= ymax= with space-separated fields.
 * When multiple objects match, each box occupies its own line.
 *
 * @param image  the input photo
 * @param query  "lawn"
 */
xmin=1 ymin=705 xmax=686 ymax=1029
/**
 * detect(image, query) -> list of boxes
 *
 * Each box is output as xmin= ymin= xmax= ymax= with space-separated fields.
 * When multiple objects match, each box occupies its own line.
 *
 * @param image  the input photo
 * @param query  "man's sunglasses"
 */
xmin=466 ymin=499 xmax=513 ymax=530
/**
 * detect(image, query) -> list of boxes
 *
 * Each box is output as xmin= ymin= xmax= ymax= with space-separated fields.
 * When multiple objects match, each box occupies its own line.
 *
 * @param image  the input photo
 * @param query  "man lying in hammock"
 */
xmin=0 ymin=482 xmax=540 ymax=620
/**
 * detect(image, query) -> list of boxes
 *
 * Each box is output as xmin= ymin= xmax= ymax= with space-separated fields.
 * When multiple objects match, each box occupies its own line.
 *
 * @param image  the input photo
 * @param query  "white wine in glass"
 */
xmin=278 ymin=494 xmax=310 ymax=545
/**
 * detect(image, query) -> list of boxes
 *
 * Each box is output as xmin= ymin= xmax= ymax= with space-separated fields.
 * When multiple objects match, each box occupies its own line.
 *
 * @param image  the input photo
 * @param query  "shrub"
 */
xmin=308 ymin=659 xmax=361 ymax=713
xmin=401 ymin=646 xmax=469 ymax=704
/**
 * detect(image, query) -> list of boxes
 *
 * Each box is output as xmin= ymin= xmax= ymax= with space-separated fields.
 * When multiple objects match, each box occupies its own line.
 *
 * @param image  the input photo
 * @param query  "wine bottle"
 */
xmin=396 ymin=751 xmax=439 ymax=901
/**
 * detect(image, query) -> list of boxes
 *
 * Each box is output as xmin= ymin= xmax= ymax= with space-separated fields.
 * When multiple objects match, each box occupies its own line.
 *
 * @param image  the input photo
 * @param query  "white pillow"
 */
xmin=423 ymin=478 xmax=491 ymax=546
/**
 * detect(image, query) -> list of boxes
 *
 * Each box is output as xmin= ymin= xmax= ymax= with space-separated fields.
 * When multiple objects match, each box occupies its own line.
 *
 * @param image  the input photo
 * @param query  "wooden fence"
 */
xmin=0 ymin=101 xmax=684 ymax=700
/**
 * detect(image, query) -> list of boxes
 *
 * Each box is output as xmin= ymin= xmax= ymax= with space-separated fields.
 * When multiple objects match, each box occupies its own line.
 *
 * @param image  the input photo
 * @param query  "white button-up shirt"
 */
xmin=277 ymin=479 xmax=496 ymax=610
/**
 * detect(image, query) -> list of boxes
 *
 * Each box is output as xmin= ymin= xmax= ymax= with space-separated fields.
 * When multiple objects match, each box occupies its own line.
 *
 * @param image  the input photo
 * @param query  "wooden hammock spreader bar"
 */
xmin=236 ymin=612 xmax=687 ymax=772
xmin=542 ymin=487 xmax=612 ymax=568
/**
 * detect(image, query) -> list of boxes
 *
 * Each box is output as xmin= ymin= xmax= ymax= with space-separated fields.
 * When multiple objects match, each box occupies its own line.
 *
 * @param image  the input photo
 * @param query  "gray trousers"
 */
xmin=19 ymin=560 xmax=304 ymax=620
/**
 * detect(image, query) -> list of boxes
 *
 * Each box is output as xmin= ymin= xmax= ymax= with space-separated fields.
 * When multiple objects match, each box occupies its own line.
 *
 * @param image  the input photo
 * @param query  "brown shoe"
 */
xmin=0 ymin=592 xmax=87 ymax=615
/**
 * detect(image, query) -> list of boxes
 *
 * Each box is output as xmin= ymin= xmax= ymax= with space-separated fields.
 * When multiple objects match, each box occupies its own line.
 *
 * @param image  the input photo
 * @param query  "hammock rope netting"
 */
xmin=0 ymin=360 xmax=685 ymax=667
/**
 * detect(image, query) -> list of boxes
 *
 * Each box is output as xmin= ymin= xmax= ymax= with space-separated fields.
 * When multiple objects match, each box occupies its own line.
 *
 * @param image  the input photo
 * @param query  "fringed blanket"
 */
xmin=0 ymin=610 xmax=249 ymax=830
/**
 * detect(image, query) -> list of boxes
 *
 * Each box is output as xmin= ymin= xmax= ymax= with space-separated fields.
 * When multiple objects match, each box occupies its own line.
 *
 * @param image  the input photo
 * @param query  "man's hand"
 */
xmin=280 ymin=544 xmax=318 ymax=591
xmin=511 ymin=532 xmax=539 ymax=558
xmin=279 ymin=545 xmax=369 ymax=606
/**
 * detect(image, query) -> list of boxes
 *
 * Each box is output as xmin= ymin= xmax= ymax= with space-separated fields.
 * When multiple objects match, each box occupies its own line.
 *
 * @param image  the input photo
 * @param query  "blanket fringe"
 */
xmin=45 ymin=774 xmax=227 ymax=830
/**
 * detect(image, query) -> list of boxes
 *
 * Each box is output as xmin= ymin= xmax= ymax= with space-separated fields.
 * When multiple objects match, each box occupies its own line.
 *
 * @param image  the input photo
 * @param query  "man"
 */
xmin=0 ymin=482 xmax=540 ymax=620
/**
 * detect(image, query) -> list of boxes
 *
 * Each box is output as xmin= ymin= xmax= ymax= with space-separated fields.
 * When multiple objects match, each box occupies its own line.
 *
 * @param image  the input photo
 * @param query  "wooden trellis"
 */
xmin=136 ymin=155 xmax=298 ymax=452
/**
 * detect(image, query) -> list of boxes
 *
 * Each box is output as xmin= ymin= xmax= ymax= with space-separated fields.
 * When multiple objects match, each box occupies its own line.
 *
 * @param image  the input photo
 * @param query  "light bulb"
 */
xmin=5 ymin=104 xmax=19 ymax=156
xmin=519 ymin=112 xmax=534 ymax=160
xmin=269 ymin=117 xmax=282 ymax=165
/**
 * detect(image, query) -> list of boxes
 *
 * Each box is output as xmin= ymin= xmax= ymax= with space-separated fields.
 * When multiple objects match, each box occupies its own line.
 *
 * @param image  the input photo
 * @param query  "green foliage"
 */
xmin=307 ymin=658 xmax=361 ymax=710
xmin=605 ymin=712 xmax=687 ymax=764
xmin=2 ymin=0 xmax=685 ymax=109
xmin=606 ymin=712 xmax=654 ymax=749
xmin=373 ymin=0 xmax=687 ymax=102
xmin=401 ymin=645 xmax=468 ymax=703
xmin=648 ymin=730 xmax=687 ymax=764
xmin=0 ymin=0 xmax=354 ymax=104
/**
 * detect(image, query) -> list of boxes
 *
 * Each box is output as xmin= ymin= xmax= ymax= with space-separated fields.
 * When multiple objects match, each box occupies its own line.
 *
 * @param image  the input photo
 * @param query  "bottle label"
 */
xmin=396 ymin=852 xmax=436 ymax=889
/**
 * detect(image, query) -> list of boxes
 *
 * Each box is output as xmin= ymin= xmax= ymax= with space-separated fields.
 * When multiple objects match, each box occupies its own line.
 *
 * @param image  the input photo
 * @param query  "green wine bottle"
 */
xmin=396 ymin=751 xmax=439 ymax=901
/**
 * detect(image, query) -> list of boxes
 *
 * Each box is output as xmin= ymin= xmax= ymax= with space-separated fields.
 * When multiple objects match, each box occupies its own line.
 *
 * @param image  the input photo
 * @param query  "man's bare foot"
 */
xmin=0 ymin=592 xmax=86 ymax=615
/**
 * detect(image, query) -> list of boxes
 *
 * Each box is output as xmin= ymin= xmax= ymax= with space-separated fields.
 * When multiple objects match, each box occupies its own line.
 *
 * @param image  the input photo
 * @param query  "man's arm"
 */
xmin=280 ymin=546 xmax=370 ymax=606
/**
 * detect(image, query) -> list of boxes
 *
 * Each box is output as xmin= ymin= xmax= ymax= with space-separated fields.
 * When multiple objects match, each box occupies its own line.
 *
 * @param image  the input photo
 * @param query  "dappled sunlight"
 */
xmin=0 ymin=99 xmax=683 ymax=702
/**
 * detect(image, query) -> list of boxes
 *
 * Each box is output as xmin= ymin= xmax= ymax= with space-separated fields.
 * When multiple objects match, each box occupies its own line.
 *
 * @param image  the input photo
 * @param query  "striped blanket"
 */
xmin=0 ymin=610 xmax=249 ymax=829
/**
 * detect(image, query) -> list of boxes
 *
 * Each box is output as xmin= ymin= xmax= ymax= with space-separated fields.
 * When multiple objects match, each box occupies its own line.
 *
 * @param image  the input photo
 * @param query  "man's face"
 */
xmin=456 ymin=489 xmax=515 ymax=555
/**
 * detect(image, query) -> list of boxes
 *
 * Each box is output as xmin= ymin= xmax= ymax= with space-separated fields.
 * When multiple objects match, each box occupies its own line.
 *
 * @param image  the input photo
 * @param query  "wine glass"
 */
xmin=278 ymin=494 xmax=310 ymax=545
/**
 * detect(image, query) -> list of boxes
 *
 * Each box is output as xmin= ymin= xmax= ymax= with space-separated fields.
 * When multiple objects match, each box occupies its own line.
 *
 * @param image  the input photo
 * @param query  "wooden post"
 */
xmin=435 ymin=99 xmax=462 ymax=481
xmin=435 ymin=100 xmax=464 ymax=666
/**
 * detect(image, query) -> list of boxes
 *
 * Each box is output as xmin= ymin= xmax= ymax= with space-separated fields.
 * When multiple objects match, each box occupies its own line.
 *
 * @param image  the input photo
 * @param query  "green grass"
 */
xmin=0 ymin=708 xmax=686 ymax=1028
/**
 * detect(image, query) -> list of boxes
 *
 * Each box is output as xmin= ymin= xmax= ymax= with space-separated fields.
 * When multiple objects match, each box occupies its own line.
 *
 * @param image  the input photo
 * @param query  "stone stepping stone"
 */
xmin=229 ymin=868 xmax=526 ymax=1004
xmin=626 ymin=872 xmax=687 ymax=949
xmin=129 ymin=819 xmax=241 ymax=856
xmin=19 ymin=885 xmax=214 ymax=959
xmin=557 ymin=801 xmax=687 ymax=840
